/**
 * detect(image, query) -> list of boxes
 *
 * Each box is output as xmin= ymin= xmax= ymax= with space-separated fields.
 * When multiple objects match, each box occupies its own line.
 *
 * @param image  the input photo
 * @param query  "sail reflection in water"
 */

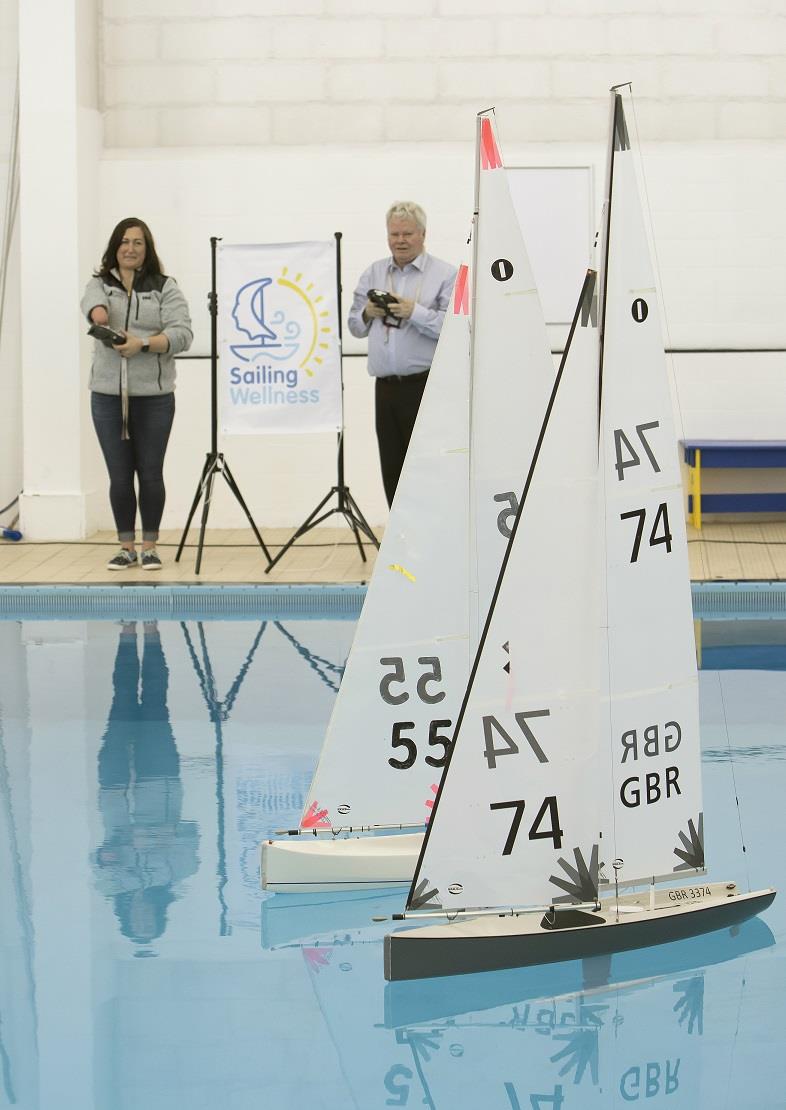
xmin=92 ymin=622 xmax=200 ymax=951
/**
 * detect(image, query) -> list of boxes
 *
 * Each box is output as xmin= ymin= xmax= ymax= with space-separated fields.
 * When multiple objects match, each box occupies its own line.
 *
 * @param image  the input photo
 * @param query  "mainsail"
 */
xmin=300 ymin=112 xmax=555 ymax=832
xmin=599 ymin=89 xmax=703 ymax=882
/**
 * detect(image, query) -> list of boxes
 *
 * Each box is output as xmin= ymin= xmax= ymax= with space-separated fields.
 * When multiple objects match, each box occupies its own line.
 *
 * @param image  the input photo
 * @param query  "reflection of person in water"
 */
xmin=93 ymin=621 xmax=199 ymax=950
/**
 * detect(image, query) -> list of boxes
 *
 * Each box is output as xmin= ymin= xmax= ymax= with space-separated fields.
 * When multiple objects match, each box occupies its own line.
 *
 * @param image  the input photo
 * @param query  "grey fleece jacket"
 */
xmin=81 ymin=270 xmax=193 ymax=396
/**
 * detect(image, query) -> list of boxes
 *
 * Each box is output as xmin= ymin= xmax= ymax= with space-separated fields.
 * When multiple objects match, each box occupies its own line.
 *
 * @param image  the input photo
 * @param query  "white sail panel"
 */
xmin=303 ymin=114 xmax=557 ymax=834
xmin=301 ymin=264 xmax=471 ymax=829
xmin=600 ymin=92 xmax=703 ymax=883
xmin=410 ymin=275 xmax=602 ymax=913
xmin=469 ymin=112 xmax=557 ymax=646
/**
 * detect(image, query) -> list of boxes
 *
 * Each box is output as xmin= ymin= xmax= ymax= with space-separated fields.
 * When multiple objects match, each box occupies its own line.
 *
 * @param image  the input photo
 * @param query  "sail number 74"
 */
xmin=490 ymin=796 xmax=563 ymax=853
xmin=483 ymin=710 xmax=550 ymax=768
xmin=620 ymin=503 xmax=672 ymax=563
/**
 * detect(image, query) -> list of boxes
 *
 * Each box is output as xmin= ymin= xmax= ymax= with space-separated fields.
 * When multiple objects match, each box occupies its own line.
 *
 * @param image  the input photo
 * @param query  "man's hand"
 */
xmin=363 ymin=298 xmax=387 ymax=323
xmin=388 ymin=297 xmax=415 ymax=321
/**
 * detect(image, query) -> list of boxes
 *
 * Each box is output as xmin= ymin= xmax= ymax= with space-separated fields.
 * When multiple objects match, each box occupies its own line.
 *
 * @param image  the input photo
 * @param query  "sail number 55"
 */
xmin=379 ymin=656 xmax=446 ymax=705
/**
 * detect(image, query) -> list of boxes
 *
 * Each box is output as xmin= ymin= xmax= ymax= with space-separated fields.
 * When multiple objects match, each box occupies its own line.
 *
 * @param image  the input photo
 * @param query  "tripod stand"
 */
xmin=265 ymin=232 xmax=378 ymax=573
xmin=176 ymin=236 xmax=271 ymax=575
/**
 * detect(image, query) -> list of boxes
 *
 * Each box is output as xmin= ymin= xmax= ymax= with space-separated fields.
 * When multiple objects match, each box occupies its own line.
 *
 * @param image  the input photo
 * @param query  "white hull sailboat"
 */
xmin=262 ymin=112 xmax=557 ymax=892
xmin=383 ymin=87 xmax=775 ymax=982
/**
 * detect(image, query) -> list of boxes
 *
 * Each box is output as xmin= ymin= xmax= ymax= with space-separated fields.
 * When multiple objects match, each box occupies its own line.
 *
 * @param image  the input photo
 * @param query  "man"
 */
xmin=348 ymin=201 xmax=456 ymax=507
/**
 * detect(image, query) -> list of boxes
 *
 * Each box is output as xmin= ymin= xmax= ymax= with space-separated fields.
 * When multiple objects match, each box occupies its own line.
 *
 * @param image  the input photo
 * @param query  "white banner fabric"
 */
xmin=218 ymin=241 xmax=342 ymax=435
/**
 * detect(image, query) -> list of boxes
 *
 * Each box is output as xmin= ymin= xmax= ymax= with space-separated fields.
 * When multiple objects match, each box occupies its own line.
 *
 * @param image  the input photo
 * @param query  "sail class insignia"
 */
xmin=550 ymin=844 xmax=600 ymax=903
xmin=674 ymin=813 xmax=705 ymax=870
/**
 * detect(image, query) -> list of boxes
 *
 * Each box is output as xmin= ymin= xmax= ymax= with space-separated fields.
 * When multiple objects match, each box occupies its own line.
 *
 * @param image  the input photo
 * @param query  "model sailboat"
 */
xmin=261 ymin=112 xmax=556 ymax=891
xmin=384 ymin=87 xmax=775 ymax=982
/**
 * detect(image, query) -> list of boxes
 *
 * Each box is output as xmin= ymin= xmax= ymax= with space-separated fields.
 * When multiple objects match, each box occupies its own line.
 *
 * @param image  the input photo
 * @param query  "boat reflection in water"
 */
xmin=262 ymin=884 xmax=773 ymax=1109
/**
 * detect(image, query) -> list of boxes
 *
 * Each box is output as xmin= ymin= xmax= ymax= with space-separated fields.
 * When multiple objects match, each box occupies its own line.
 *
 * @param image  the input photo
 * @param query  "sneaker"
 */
xmin=107 ymin=548 xmax=138 ymax=570
xmin=141 ymin=549 xmax=162 ymax=571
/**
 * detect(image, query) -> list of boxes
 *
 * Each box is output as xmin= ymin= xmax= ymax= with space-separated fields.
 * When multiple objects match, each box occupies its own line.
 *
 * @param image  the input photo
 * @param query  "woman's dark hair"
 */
xmin=96 ymin=217 xmax=164 ymax=281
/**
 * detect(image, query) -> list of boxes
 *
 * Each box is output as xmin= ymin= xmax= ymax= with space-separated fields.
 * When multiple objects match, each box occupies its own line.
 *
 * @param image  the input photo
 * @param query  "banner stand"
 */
xmin=175 ymin=236 xmax=272 ymax=575
xmin=264 ymin=232 xmax=379 ymax=574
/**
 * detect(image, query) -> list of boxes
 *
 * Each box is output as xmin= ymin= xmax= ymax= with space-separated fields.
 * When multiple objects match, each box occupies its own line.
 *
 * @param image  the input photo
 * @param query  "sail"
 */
xmin=408 ymin=271 xmax=602 ymax=913
xmin=469 ymin=111 xmax=558 ymax=646
xmin=301 ymin=112 xmax=555 ymax=832
xmin=300 ymin=260 xmax=471 ymax=830
xmin=599 ymin=90 xmax=703 ymax=881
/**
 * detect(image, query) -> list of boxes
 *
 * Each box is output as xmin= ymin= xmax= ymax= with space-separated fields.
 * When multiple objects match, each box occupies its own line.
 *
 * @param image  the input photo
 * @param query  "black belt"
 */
xmin=377 ymin=370 xmax=430 ymax=385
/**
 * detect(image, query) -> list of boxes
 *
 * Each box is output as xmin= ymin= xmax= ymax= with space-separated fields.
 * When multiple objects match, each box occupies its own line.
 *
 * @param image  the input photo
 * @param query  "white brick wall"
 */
xmin=100 ymin=2 xmax=786 ymax=146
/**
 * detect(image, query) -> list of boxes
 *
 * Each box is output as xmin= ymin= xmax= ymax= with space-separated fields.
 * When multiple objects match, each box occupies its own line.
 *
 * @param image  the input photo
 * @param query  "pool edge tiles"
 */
xmin=0 ymin=583 xmax=366 ymax=621
xmin=1 ymin=580 xmax=786 ymax=622
xmin=691 ymin=580 xmax=786 ymax=618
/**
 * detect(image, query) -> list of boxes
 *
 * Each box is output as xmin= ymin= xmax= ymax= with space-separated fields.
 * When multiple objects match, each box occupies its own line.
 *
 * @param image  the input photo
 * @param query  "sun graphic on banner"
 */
xmin=276 ymin=267 xmax=333 ymax=378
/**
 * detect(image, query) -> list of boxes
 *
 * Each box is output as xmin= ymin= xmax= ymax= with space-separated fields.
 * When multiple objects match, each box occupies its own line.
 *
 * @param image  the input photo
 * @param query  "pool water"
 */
xmin=0 ymin=611 xmax=784 ymax=1109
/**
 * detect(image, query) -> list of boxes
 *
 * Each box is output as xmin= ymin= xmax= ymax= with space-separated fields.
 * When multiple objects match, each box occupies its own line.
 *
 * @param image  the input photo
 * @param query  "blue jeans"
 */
xmin=91 ymin=391 xmax=175 ymax=542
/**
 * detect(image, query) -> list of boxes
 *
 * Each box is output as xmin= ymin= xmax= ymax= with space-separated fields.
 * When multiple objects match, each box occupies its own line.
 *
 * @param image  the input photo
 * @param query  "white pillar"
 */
xmin=18 ymin=0 xmax=101 ymax=539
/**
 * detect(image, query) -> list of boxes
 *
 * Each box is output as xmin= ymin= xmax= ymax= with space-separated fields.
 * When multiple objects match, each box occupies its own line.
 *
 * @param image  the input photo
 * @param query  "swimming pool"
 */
xmin=0 ymin=589 xmax=783 ymax=1109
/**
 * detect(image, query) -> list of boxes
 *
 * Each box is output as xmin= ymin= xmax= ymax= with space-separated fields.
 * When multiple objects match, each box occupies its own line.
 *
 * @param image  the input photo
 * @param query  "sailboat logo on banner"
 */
xmin=230 ymin=270 xmax=332 ymax=374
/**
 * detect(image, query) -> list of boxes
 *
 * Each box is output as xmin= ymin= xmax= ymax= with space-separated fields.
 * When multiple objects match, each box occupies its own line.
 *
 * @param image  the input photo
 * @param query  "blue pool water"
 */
xmin=0 ymin=599 xmax=785 ymax=1109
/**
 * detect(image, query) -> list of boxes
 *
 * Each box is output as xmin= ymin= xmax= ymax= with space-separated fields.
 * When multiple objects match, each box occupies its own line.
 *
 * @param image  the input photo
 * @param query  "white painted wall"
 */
xmin=95 ymin=132 xmax=786 ymax=531
xmin=12 ymin=1 xmax=786 ymax=536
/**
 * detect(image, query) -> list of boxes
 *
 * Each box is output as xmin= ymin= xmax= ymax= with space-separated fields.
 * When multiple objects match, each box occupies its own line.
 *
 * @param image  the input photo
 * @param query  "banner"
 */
xmin=218 ymin=241 xmax=342 ymax=435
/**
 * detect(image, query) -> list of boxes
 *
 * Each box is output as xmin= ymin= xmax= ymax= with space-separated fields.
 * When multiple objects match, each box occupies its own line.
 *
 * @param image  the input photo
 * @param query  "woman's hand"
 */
xmin=90 ymin=306 xmax=109 ymax=326
xmin=114 ymin=331 xmax=145 ymax=357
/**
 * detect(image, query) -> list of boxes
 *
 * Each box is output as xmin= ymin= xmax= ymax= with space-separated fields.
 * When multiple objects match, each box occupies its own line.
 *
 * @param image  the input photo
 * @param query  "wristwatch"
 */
xmin=141 ymin=341 xmax=150 ymax=354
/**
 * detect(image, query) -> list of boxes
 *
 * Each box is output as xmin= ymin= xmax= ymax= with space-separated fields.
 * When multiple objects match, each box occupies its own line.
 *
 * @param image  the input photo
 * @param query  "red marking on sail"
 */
xmin=480 ymin=117 xmax=502 ymax=170
xmin=453 ymin=264 xmax=469 ymax=315
xmin=302 ymin=947 xmax=333 ymax=972
xmin=301 ymin=800 xmax=330 ymax=828
xmin=425 ymin=783 xmax=438 ymax=822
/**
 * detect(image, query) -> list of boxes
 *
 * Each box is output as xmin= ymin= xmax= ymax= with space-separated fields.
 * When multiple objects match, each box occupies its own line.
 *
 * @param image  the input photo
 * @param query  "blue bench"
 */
xmin=682 ymin=439 xmax=786 ymax=529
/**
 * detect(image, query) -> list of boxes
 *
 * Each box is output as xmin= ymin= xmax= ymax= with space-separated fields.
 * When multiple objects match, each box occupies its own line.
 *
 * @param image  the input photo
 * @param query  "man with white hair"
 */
xmin=348 ymin=201 xmax=456 ymax=507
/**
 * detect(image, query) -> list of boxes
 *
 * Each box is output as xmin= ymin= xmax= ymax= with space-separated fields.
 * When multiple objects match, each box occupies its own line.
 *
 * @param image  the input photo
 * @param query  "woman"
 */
xmin=82 ymin=218 xmax=193 ymax=570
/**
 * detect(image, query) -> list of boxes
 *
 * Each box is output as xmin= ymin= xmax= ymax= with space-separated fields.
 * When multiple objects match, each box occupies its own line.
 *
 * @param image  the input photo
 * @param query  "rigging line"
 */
xmin=722 ymin=956 xmax=750 ymax=1110
xmin=715 ymin=671 xmax=751 ymax=892
xmin=405 ymin=267 xmax=597 ymax=910
xmin=597 ymin=90 xmax=620 ymax=440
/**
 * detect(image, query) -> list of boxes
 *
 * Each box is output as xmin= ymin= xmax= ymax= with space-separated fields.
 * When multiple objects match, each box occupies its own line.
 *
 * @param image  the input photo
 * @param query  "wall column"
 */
xmin=18 ymin=0 xmax=101 ymax=539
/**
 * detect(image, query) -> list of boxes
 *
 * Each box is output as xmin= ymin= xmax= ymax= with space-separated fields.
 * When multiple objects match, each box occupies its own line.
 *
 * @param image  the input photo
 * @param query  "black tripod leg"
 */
xmin=194 ymin=462 xmax=219 ymax=576
xmin=221 ymin=459 xmax=272 ymax=564
xmin=265 ymin=489 xmax=335 ymax=574
xmin=342 ymin=510 xmax=367 ymax=562
xmin=176 ymin=454 xmax=213 ymax=561
xmin=344 ymin=488 xmax=380 ymax=548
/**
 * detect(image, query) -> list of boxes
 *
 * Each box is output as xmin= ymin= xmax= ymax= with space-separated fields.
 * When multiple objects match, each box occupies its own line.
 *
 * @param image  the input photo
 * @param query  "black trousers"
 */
xmin=375 ymin=372 xmax=429 ymax=507
xmin=91 ymin=391 xmax=175 ymax=542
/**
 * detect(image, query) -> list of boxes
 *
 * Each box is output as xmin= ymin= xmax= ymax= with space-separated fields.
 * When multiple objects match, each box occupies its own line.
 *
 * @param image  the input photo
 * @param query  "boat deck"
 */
xmin=1 ymin=520 xmax=786 ymax=585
